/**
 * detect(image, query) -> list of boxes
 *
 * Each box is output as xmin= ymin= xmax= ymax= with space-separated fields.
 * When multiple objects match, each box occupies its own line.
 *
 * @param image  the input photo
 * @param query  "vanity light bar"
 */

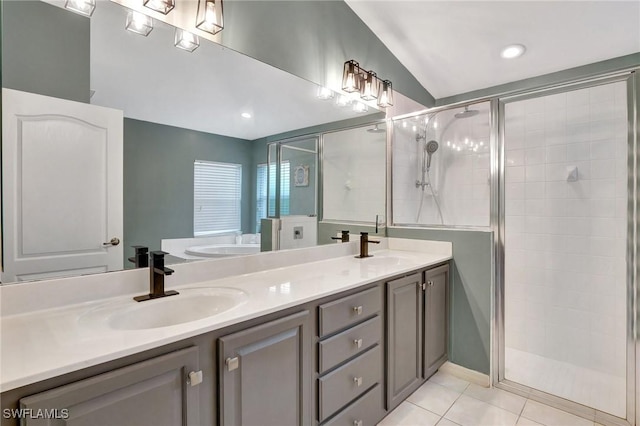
xmin=342 ymin=60 xmax=394 ymax=108
xmin=125 ymin=10 xmax=153 ymax=37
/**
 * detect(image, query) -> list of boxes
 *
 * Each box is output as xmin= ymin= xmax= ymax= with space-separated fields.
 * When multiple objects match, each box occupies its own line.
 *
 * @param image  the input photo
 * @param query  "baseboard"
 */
xmin=438 ymin=361 xmax=491 ymax=387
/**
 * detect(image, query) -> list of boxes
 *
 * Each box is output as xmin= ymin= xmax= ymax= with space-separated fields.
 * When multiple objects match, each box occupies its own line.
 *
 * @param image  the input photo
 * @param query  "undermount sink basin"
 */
xmin=80 ymin=287 xmax=248 ymax=330
xmin=359 ymin=256 xmax=402 ymax=267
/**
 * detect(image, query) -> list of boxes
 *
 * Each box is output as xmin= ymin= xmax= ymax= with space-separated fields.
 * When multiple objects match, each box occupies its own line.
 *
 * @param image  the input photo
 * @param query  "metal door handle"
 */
xmin=354 ymin=421 xmax=363 ymax=426
xmin=187 ymin=370 xmax=203 ymax=386
xmin=226 ymin=356 xmax=239 ymax=371
xmin=353 ymin=305 xmax=363 ymax=315
xmin=353 ymin=376 xmax=363 ymax=387
xmin=103 ymin=237 xmax=120 ymax=247
xmin=354 ymin=338 xmax=363 ymax=349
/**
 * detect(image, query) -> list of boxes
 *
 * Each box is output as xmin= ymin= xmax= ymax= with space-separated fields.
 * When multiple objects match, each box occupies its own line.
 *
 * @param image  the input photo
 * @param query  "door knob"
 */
xmin=103 ymin=237 xmax=120 ymax=247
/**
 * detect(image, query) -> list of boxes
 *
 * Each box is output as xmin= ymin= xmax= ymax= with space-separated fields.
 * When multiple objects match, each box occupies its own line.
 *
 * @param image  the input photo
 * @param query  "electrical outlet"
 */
xmin=293 ymin=226 xmax=303 ymax=240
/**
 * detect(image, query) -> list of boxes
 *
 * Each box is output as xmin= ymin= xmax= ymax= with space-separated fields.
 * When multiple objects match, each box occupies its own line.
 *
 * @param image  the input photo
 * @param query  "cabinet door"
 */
xmin=219 ymin=311 xmax=311 ymax=426
xmin=424 ymin=264 xmax=449 ymax=378
xmin=19 ymin=347 xmax=200 ymax=426
xmin=386 ymin=273 xmax=423 ymax=410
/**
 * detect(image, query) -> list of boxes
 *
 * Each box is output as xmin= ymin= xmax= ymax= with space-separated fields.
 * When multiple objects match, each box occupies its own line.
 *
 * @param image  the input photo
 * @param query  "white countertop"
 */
xmin=0 ymin=238 xmax=451 ymax=392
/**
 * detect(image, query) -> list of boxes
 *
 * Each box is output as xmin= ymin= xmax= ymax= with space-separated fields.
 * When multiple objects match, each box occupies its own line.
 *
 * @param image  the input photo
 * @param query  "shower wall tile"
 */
xmin=504 ymin=81 xmax=627 ymax=380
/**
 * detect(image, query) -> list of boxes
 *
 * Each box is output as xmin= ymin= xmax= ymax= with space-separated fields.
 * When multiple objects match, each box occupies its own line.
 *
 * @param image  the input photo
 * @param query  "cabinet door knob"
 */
xmin=353 ymin=305 xmax=363 ymax=315
xmin=354 ymin=421 xmax=363 ymax=426
xmin=187 ymin=370 xmax=203 ymax=386
xmin=226 ymin=356 xmax=239 ymax=372
xmin=428 ymin=280 xmax=434 ymax=287
xmin=353 ymin=376 xmax=363 ymax=387
xmin=353 ymin=338 xmax=363 ymax=349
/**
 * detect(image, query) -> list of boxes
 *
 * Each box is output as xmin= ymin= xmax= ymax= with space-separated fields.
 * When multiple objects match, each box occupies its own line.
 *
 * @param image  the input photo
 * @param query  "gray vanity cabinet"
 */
xmin=386 ymin=272 xmax=424 ymax=410
xmin=386 ymin=263 xmax=450 ymax=410
xmin=424 ymin=264 xmax=449 ymax=378
xmin=218 ymin=310 xmax=311 ymax=426
xmin=18 ymin=347 xmax=201 ymax=426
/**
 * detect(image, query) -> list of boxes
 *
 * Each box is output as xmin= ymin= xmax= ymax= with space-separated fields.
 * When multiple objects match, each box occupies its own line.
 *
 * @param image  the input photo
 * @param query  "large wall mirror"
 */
xmin=1 ymin=0 xmax=388 ymax=285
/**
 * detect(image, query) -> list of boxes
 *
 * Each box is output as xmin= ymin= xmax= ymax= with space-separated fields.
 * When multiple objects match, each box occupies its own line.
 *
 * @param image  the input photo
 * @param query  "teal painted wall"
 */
xmin=1 ymin=0 xmax=90 ymax=103
xmin=387 ymin=227 xmax=493 ymax=375
xmin=222 ymin=1 xmax=434 ymax=107
xmin=123 ymin=118 xmax=253 ymax=264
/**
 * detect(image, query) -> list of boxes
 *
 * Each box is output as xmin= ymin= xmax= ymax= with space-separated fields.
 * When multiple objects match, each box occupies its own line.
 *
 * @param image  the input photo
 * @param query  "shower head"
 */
xmin=426 ymin=140 xmax=439 ymax=170
xmin=426 ymin=140 xmax=439 ymax=154
xmin=454 ymin=106 xmax=479 ymax=119
xmin=367 ymin=124 xmax=386 ymax=133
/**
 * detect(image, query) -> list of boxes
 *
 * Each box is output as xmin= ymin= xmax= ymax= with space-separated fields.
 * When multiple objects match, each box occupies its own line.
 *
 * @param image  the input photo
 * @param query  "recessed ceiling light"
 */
xmin=501 ymin=44 xmax=526 ymax=59
xmin=241 ymin=112 xmax=252 ymax=119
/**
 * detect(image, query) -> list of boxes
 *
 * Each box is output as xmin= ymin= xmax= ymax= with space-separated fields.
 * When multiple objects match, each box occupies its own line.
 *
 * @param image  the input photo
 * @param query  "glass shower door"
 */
xmin=501 ymin=79 xmax=631 ymax=419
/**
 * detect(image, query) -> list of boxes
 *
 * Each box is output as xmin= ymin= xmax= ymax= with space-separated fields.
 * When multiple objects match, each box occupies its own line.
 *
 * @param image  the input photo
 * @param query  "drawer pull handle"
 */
xmin=353 ymin=305 xmax=363 ymax=315
xmin=354 ymin=421 xmax=363 ymax=426
xmin=187 ymin=370 xmax=203 ymax=386
xmin=353 ymin=376 xmax=363 ymax=387
xmin=226 ymin=356 xmax=239 ymax=372
xmin=354 ymin=338 xmax=363 ymax=349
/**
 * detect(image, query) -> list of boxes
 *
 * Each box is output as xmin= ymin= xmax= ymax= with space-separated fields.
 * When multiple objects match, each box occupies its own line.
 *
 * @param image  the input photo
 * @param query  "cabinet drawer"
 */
xmin=319 ymin=287 xmax=381 ymax=337
xmin=319 ymin=316 xmax=381 ymax=373
xmin=322 ymin=383 xmax=383 ymax=426
xmin=318 ymin=345 xmax=382 ymax=422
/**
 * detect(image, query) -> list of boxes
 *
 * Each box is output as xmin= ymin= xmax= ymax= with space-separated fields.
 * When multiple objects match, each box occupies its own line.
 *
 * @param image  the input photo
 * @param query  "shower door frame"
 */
xmin=492 ymin=71 xmax=639 ymax=426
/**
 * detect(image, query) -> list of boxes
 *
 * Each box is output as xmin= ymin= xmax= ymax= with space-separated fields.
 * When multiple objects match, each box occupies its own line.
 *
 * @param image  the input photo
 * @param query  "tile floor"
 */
xmin=377 ymin=371 xmax=605 ymax=426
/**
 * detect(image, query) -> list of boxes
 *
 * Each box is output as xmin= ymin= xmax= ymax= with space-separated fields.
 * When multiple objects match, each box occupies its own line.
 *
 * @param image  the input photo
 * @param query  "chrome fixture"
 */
xmin=356 ymin=232 xmax=380 ymax=258
xmin=342 ymin=60 xmax=394 ymax=107
xmin=331 ymin=230 xmax=350 ymax=243
xmin=143 ymin=0 xmax=175 ymax=15
xmin=64 ymin=0 xmax=95 ymax=16
xmin=128 ymin=246 xmax=149 ymax=268
xmin=175 ymin=28 xmax=200 ymax=52
xmin=454 ymin=106 xmax=480 ymax=119
xmin=425 ymin=140 xmax=439 ymax=170
xmin=196 ymin=0 xmax=224 ymax=35
xmin=134 ymin=251 xmax=178 ymax=302
xmin=366 ymin=124 xmax=385 ymax=134
xmin=125 ymin=10 xmax=153 ymax=36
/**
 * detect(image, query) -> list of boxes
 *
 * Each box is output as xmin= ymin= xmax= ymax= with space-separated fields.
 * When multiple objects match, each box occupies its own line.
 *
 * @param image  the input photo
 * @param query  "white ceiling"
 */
xmin=88 ymin=1 xmax=380 ymax=140
xmin=345 ymin=1 xmax=640 ymax=99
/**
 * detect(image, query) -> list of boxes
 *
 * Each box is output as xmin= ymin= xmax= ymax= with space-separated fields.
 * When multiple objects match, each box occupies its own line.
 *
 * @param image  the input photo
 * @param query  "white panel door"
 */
xmin=2 ymin=89 xmax=123 ymax=282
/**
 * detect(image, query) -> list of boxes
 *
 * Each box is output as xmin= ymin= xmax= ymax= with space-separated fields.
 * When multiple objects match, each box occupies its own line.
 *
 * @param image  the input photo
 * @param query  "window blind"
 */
xmin=194 ymin=160 xmax=242 ymax=236
xmin=256 ymin=162 xmax=290 ymax=231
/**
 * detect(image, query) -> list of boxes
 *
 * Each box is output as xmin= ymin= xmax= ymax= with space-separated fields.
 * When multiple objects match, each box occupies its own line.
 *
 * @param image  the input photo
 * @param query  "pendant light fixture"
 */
xmin=175 ymin=29 xmax=200 ymax=52
xmin=64 ymin=0 xmax=96 ymax=16
xmin=377 ymin=80 xmax=394 ymax=108
xmin=342 ymin=60 xmax=361 ymax=93
xmin=316 ymin=86 xmax=334 ymax=100
xmin=196 ymin=0 xmax=224 ymax=35
xmin=360 ymin=71 xmax=378 ymax=101
xmin=143 ymin=0 xmax=175 ymax=15
xmin=125 ymin=10 xmax=153 ymax=36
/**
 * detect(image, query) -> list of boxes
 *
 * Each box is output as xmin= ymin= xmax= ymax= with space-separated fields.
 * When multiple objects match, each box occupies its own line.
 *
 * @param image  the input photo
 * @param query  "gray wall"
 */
xmin=1 ymin=0 xmax=90 ymax=103
xmin=222 ymin=1 xmax=434 ymax=107
xmin=124 ymin=119 xmax=253 ymax=263
xmin=387 ymin=228 xmax=493 ymax=375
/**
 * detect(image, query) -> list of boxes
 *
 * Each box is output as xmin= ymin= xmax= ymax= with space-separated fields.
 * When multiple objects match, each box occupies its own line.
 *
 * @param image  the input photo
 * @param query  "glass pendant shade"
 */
xmin=335 ymin=94 xmax=351 ymax=107
xmin=316 ymin=86 xmax=334 ymax=100
xmin=64 ymin=0 xmax=96 ymax=16
xmin=143 ymin=0 xmax=175 ymax=14
xmin=175 ymin=29 xmax=200 ymax=52
xmin=353 ymin=102 xmax=368 ymax=113
xmin=126 ymin=11 xmax=153 ymax=37
xmin=342 ymin=60 xmax=361 ymax=93
xmin=360 ymin=71 xmax=378 ymax=101
xmin=377 ymin=80 xmax=394 ymax=107
xmin=196 ymin=0 xmax=224 ymax=35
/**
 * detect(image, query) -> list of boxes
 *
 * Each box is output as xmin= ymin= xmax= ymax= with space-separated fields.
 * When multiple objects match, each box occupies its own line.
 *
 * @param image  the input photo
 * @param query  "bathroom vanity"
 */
xmin=0 ymin=239 xmax=451 ymax=425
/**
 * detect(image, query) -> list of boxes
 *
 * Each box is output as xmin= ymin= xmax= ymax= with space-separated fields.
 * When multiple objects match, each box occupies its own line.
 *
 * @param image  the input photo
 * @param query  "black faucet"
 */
xmin=331 ymin=230 xmax=350 ymax=243
xmin=128 ymin=245 xmax=149 ymax=268
xmin=356 ymin=232 xmax=380 ymax=258
xmin=133 ymin=251 xmax=179 ymax=302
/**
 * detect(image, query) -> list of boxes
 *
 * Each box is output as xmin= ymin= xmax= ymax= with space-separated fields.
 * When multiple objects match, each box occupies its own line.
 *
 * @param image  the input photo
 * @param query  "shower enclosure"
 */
xmin=390 ymin=70 xmax=638 ymax=425
xmin=392 ymin=101 xmax=491 ymax=227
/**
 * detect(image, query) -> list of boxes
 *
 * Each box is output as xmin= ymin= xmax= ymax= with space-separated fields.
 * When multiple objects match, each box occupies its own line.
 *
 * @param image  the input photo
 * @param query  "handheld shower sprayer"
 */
xmin=425 ymin=140 xmax=439 ymax=171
